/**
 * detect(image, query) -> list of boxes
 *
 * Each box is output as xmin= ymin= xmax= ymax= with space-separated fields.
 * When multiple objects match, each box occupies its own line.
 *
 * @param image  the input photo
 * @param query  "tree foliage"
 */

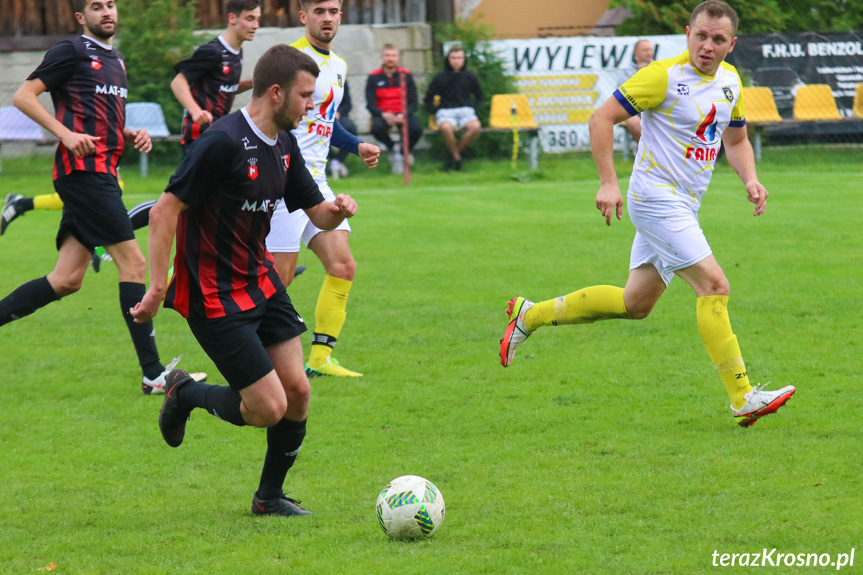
xmin=610 ymin=0 xmax=863 ymax=35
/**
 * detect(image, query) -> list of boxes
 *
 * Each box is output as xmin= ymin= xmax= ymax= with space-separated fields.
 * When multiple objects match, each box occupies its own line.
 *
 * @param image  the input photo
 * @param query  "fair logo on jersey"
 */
xmin=248 ymin=157 xmax=259 ymax=180
xmin=305 ymin=87 xmax=336 ymax=139
xmin=691 ymin=104 xmax=720 ymax=145
xmin=723 ymin=86 xmax=734 ymax=103
xmin=677 ymin=83 xmax=690 ymax=96
xmin=282 ymin=154 xmax=291 ymax=174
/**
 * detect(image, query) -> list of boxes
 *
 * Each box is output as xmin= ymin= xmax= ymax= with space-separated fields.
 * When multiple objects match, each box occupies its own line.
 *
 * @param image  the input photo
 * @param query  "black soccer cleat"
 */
xmin=1 ymin=193 xmax=24 ymax=236
xmin=158 ymin=369 xmax=195 ymax=447
xmin=251 ymin=494 xmax=312 ymax=517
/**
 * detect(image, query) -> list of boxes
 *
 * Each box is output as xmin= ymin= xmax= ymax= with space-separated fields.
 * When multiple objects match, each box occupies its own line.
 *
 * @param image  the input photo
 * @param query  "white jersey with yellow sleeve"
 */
xmin=614 ymin=50 xmax=745 ymax=212
xmin=290 ymin=36 xmax=347 ymax=185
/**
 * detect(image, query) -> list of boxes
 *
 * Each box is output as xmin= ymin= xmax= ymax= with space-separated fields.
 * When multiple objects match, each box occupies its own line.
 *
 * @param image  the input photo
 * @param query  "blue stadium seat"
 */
xmin=125 ymin=102 xmax=171 ymax=138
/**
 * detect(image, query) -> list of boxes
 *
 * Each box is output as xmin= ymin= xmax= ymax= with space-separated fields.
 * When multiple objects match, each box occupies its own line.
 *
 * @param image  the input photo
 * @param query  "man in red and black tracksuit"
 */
xmin=1 ymin=0 xmax=198 ymax=395
xmin=365 ymin=44 xmax=422 ymax=158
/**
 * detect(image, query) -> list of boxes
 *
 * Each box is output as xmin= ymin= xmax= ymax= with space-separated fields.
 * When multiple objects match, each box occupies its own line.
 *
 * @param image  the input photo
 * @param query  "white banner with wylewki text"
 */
xmin=489 ymin=35 xmax=688 ymax=153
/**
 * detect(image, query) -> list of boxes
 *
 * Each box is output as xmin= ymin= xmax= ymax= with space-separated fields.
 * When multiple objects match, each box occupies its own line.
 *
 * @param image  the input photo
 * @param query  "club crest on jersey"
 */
xmin=248 ymin=157 xmax=259 ymax=180
xmin=723 ymin=86 xmax=734 ymax=102
xmin=677 ymin=83 xmax=690 ymax=96
xmin=223 ymin=64 xmax=231 ymax=75
xmin=282 ymin=154 xmax=291 ymax=174
xmin=90 ymin=57 xmax=102 ymax=71
xmin=337 ymin=74 xmax=343 ymax=88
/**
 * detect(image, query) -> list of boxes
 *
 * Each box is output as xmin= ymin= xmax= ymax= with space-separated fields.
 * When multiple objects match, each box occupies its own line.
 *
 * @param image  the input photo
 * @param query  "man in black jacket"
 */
xmin=424 ymin=45 xmax=483 ymax=171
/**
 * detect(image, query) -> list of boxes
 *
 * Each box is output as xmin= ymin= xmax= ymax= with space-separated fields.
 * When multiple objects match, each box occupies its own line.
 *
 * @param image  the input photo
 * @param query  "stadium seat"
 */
xmin=428 ymin=95 xmax=440 ymax=130
xmin=125 ymin=102 xmax=171 ymax=137
xmin=741 ymin=87 xmax=783 ymax=124
xmin=0 ymin=105 xmax=46 ymax=141
xmin=792 ymin=84 xmax=842 ymax=121
xmin=488 ymin=94 xmax=537 ymax=129
xmin=0 ymin=105 xmax=48 ymax=172
xmin=854 ymin=83 xmax=863 ymax=119
xmin=124 ymin=102 xmax=171 ymax=177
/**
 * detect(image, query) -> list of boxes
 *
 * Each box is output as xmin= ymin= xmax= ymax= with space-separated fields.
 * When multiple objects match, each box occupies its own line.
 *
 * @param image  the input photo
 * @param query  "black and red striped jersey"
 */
xmin=174 ymin=36 xmax=243 ymax=145
xmin=28 ymin=35 xmax=127 ymax=180
xmin=164 ymin=108 xmax=324 ymax=319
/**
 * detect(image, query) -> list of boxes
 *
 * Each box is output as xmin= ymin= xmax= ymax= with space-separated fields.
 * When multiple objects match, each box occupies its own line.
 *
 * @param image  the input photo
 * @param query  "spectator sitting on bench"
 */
xmin=424 ymin=44 xmax=483 ymax=172
xmin=366 ymin=44 xmax=421 ymax=174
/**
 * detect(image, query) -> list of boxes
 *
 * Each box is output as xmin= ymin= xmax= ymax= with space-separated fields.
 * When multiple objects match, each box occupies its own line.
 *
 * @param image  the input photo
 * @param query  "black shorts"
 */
xmin=186 ymin=290 xmax=307 ymax=390
xmin=54 ymin=171 xmax=135 ymax=252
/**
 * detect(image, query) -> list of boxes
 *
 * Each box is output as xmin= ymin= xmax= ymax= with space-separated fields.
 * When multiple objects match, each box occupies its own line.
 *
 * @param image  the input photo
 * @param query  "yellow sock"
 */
xmin=696 ymin=296 xmax=752 ymax=409
xmin=307 ymin=274 xmax=352 ymax=368
xmin=33 ymin=193 xmax=64 ymax=210
xmin=524 ymin=285 xmax=629 ymax=331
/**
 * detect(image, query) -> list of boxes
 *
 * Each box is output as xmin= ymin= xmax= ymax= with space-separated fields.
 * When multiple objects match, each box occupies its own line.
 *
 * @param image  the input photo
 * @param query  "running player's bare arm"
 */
xmin=13 ymin=79 xmax=100 ymax=157
xmin=722 ymin=125 xmax=767 ymax=216
xmin=170 ymin=73 xmax=214 ymax=125
xmin=589 ymin=96 xmax=633 ymax=226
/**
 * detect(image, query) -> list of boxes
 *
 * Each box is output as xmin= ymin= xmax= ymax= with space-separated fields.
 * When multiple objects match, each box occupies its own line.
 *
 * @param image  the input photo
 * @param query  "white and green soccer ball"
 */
xmin=375 ymin=475 xmax=445 ymax=540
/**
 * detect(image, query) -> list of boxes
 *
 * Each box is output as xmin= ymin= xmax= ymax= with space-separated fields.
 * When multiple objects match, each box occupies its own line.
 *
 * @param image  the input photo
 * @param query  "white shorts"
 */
xmin=435 ymin=106 xmax=478 ymax=130
xmin=266 ymin=179 xmax=351 ymax=253
xmin=628 ymin=198 xmax=712 ymax=285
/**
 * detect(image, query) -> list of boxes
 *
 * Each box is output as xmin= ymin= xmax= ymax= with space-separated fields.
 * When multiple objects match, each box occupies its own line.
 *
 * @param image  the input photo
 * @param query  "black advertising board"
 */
xmin=729 ymin=31 xmax=863 ymax=137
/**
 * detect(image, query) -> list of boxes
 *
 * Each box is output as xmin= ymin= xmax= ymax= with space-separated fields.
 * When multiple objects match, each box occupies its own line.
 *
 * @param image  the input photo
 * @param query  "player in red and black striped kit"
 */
xmin=0 ymin=0 xmax=203 ymax=394
xmin=171 ymin=0 xmax=260 ymax=151
xmin=132 ymin=45 xmax=358 ymax=517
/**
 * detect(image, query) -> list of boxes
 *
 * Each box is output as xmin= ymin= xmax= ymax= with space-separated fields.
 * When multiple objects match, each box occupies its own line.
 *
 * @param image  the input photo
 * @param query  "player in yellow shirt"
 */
xmin=500 ymin=0 xmax=795 ymax=428
xmin=266 ymin=0 xmax=380 ymax=378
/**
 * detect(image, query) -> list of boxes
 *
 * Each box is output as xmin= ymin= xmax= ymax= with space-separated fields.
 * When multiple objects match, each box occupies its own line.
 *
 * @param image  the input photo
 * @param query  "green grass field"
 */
xmin=1 ymin=147 xmax=861 ymax=574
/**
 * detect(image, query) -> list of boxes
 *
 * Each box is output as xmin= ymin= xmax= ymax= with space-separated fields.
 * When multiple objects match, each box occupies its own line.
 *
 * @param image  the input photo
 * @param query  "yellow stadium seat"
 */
xmin=792 ymin=84 xmax=842 ymax=121
xmin=428 ymin=95 xmax=439 ymax=130
xmin=854 ymin=83 xmax=863 ymax=119
xmin=741 ymin=87 xmax=782 ymax=123
xmin=488 ymin=94 xmax=537 ymax=129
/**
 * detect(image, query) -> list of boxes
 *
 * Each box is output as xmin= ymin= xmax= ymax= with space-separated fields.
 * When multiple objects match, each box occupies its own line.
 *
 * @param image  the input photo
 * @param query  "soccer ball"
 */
xmin=375 ymin=475 xmax=445 ymax=540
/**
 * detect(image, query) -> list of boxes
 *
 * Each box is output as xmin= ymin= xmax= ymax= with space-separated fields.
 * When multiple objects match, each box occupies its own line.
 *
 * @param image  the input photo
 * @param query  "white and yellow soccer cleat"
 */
xmin=500 ymin=296 xmax=535 ymax=367
xmin=731 ymin=383 xmax=796 ymax=427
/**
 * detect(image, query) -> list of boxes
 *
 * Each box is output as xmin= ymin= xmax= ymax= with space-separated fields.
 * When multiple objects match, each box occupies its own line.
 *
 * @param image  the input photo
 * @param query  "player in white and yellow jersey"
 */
xmin=500 ymin=1 xmax=795 ymax=428
xmin=266 ymin=0 xmax=380 ymax=378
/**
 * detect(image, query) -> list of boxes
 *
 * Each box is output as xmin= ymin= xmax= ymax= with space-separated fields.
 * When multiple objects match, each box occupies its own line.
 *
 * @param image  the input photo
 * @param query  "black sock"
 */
xmin=118 ymin=282 xmax=162 ymax=378
xmin=127 ymin=200 xmax=155 ymax=230
xmin=0 ymin=277 xmax=59 ymax=327
xmin=17 ymin=197 xmax=35 ymax=212
xmin=178 ymin=379 xmax=247 ymax=426
xmin=257 ymin=418 xmax=307 ymax=500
